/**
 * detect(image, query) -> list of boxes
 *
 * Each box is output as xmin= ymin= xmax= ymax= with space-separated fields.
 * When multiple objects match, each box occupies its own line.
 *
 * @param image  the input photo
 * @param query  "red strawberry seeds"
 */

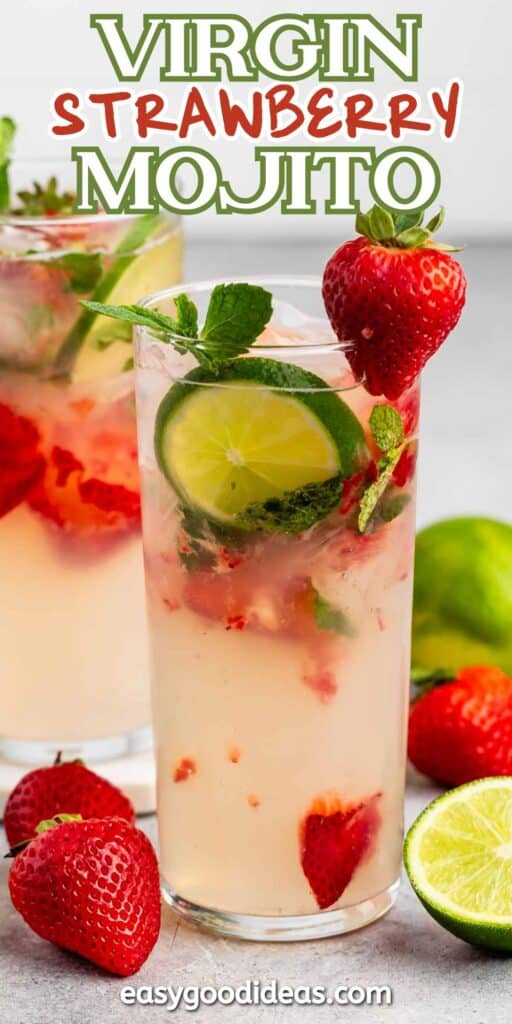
xmin=322 ymin=207 xmax=466 ymax=399
xmin=9 ymin=817 xmax=160 ymax=976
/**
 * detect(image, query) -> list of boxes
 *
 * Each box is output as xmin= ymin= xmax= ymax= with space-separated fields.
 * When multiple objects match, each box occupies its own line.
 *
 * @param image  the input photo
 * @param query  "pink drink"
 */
xmin=0 ymin=205 xmax=182 ymax=761
xmin=135 ymin=279 xmax=418 ymax=939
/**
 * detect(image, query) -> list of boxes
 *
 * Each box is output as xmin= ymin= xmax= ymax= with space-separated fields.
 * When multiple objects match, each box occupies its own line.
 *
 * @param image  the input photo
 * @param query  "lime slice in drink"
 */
xmin=155 ymin=357 xmax=367 ymax=529
xmin=404 ymin=778 xmax=512 ymax=951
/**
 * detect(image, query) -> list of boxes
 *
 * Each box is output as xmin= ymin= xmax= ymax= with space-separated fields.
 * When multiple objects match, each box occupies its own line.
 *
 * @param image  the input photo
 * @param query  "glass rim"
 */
xmin=0 ymin=211 xmax=181 ymax=261
xmin=137 ymin=275 xmax=354 ymax=358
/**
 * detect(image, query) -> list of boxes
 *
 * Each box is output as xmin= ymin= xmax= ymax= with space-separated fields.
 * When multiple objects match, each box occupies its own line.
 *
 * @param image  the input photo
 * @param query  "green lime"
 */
xmin=413 ymin=517 xmax=512 ymax=675
xmin=154 ymin=357 xmax=367 ymax=529
xmin=404 ymin=778 xmax=512 ymax=951
xmin=73 ymin=227 xmax=182 ymax=382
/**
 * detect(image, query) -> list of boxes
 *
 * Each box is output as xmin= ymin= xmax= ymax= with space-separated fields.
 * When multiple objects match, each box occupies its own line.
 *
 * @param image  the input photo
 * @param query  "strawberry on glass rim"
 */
xmin=322 ymin=205 xmax=467 ymax=399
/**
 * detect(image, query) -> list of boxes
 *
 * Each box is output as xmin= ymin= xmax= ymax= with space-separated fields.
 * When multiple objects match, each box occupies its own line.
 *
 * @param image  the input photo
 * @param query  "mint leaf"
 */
xmin=313 ymin=591 xmax=356 ymax=637
xmin=200 ymin=283 xmax=273 ymax=357
xmin=369 ymin=404 xmax=404 ymax=452
xmin=236 ymin=476 xmax=342 ymax=535
xmin=81 ymin=301 xmax=179 ymax=337
xmin=52 ymin=252 xmax=103 ymax=294
xmin=0 ymin=116 xmax=15 ymax=212
xmin=80 ymin=283 xmax=273 ymax=374
xmin=358 ymin=447 xmax=405 ymax=533
xmin=174 ymin=293 xmax=198 ymax=339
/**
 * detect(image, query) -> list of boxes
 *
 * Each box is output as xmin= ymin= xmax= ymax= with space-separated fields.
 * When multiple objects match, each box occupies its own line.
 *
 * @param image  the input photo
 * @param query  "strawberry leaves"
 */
xmin=355 ymin=203 xmax=461 ymax=251
xmin=358 ymin=404 xmax=412 ymax=533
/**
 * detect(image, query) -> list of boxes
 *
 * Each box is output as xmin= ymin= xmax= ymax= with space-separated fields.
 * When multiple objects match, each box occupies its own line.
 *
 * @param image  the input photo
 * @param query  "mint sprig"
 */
xmin=0 ymin=116 xmax=15 ymax=213
xmin=81 ymin=282 xmax=273 ymax=373
xmin=358 ymin=404 xmax=411 ymax=533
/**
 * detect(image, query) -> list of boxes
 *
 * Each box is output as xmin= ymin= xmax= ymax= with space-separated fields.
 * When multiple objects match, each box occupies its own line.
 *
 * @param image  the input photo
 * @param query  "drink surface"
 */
xmin=0 ymin=212 xmax=182 ymax=747
xmin=137 ymin=303 xmax=418 ymax=916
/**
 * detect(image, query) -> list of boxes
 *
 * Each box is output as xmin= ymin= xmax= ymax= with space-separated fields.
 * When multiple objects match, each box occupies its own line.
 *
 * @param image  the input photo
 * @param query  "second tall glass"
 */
xmin=0 ymin=201 xmax=182 ymax=762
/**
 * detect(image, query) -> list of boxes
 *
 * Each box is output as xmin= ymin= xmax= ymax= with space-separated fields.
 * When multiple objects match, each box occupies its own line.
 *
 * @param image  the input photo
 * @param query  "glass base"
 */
xmin=161 ymin=878 xmax=400 ymax=942
xmin=0 ymin=725 xmax=152 ymax=765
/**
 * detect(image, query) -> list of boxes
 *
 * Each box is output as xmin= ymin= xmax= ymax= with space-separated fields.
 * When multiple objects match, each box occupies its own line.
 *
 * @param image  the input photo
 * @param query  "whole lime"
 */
xmin=412 ymin=517 xmax=512 ymax=675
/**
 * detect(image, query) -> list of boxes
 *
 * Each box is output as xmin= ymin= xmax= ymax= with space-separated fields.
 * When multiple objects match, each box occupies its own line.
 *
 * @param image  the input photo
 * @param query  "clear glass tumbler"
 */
xmin=135 ymin=277 xmax=418 ymax=940
xmin=0 ymin=162 xmax=183 ymax=763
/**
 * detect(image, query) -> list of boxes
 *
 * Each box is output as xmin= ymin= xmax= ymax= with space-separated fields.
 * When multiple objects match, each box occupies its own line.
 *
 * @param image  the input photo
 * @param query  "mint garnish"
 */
xmin=174 ymin=292 xmax=198 ymax=338
xmin=358 ymin=404 xmax=411 ymax=533
xmin=51 ymin=252 xmax=103 ymax=294
xmin=368 ymin=403 xmax=404 ymax=452
xmin=313 ymin=590 xmax=356 ymax=637
xmin=81 ymin=282 xmax=273 ymax=373
xmin=0 ymin=116 xmax=15 ymax=213
xmin=236 ymin=475 xmax=342 ymax=535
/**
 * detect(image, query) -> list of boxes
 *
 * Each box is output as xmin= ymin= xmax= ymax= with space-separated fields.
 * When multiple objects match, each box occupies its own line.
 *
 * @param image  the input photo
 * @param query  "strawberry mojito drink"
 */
xmin=93 ymin=205 xmax=465 ymax=938
xmin=0 ymin=130 xmax=183 ymax=761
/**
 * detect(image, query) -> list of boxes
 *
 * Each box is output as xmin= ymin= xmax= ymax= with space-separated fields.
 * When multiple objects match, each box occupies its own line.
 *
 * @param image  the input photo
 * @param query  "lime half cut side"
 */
xmin=405 ymin=777 xmax=512 ymax=951
xmin=154 ymin=357 xmax=367 ymax=528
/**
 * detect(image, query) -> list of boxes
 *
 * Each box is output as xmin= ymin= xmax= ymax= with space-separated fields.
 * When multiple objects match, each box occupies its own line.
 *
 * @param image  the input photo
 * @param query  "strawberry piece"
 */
xmin=4 ymin=759 xmax=135 ymax=847
xmin=322 ymin=208 xmax=466 ymax=399
xmin=29 ymin=444 xmax=140 ymax=533
xmin=300 ymin=793 xmax=381 ymax=909
xmin=408 ymin=666 xmax=512 ymax=786
xmin=0 ymin=402 xmax=45 ymax=518
xmin=9 ymin=817 xmax=160 ymax=976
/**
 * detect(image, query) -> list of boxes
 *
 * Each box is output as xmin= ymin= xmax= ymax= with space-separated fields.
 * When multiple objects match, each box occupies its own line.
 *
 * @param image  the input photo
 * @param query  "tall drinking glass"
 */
xmin=135 ymin=278 xmax=418 ymax=940
xmin=0 ymin=163 xmax=183 ymax=763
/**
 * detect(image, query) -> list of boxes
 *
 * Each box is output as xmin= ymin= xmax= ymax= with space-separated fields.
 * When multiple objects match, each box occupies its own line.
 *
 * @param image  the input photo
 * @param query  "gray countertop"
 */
xmin=1 ymin=241 xmax=510 ymax=1024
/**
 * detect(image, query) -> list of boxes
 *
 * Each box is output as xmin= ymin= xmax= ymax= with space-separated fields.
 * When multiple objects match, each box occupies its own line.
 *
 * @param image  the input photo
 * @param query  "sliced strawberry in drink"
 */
xmin=29 ymin=444 xmax=140 ymax=534
xmin=0 ymin=403 xmax=45 ymax=518
xmin=300 ymin=792 xmax=381 ymax=909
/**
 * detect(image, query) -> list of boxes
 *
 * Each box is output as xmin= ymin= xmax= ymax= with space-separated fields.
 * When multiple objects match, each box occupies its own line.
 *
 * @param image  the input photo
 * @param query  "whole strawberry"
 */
xmin=408 ymin=665 xmax=512 ymax=786
xmin=9 ymin=816 xmax=160 ymax=976
xmin=322 ymin=206 xmax=466 ymax=399
xmin=4 ymin=755 xmax=135 ymax=847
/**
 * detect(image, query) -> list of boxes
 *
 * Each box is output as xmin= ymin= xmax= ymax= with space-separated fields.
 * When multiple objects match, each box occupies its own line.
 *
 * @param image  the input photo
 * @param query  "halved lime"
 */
xmin=155 ymin=358 xmax=367 ymax=529
xmin=404 ymin=778 xmax=512 ymax=951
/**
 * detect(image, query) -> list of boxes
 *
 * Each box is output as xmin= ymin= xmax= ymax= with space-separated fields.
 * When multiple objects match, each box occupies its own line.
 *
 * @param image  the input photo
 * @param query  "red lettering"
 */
xmin=307 ymin=88 xmax=342 ymax=139
xmin=88 ymin=91 xmax=131 ymax=139
xmin=430 ymin=80 xmax=461 ymax=140
xmin=51 ymin=93 xmax=85 ymax=136
xmin=266 ymin=85 xmax=304 ymax=139
xmin=218 ymin=88 xmax=262 ymax=139
xmin=135 ymin=94 xmax=177 ymax=138
xmin=179 ymin=87 xmax=216 ymax=138
xmin=344 ymin=94 xmax=386 ymax=139
xmin=388 ymin=94 xmax=431 ymax=138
